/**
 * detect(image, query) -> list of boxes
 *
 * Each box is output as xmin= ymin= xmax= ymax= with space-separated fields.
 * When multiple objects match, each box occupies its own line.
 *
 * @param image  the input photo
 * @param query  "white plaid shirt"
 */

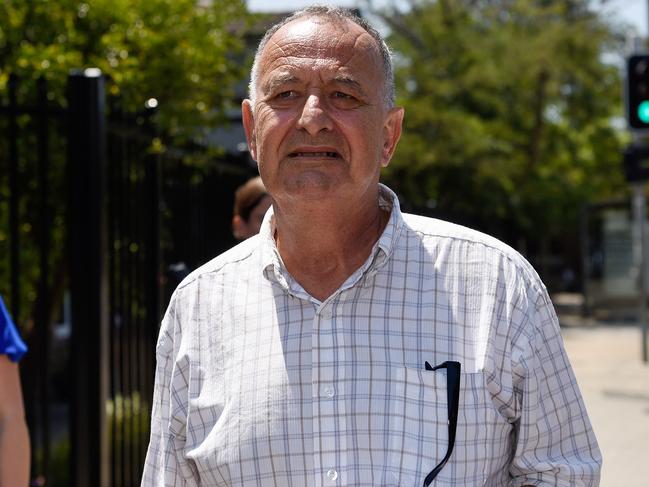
xmin=142 ymin=185 xmax=601 ymax=487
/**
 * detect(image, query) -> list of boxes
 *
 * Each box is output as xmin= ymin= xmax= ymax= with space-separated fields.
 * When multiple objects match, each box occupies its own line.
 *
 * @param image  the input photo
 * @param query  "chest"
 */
xmin=182 ymin=284 xmax=513 ymax=486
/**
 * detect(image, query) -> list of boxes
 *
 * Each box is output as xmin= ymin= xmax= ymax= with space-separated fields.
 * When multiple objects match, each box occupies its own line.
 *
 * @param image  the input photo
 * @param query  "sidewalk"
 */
xmin=560 ymin=317 xmax=649 ymax=485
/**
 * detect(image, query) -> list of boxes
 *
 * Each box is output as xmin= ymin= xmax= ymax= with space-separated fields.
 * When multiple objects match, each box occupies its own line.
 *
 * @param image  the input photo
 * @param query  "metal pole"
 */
xmin=579 ymin=203 xmax=591 ymax=317
xmin=36 ymin=75 xmax=51 ymax=481
xmin=632 ymin=183 xmax=649 ymax=362
xmin=67 ymin=68 xmax=110 ymax=487
xmin=8 ymin=74 xmax=20 ymax=323
xmin=633 ymin=3 xmax=649 ymax=360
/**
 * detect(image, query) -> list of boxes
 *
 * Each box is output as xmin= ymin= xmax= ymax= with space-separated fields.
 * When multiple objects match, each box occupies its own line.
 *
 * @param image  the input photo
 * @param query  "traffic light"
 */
xmin=627 ymin=55 xmax=649 ymax=130
xmin=624 ymin=144 xmax=649 ymax=182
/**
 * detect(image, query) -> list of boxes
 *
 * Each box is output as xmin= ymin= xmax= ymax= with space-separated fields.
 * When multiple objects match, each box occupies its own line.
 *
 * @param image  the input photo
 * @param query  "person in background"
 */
xmin=0 ymin=295 xmax=29 ymax=487
xmin=232 ymin=176 xmax=272 ymax=240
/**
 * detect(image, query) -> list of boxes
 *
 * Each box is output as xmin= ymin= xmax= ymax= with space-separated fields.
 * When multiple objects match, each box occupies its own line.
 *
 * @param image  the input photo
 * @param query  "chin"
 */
xmin=284 ymin=174 xmax=341 ymax=196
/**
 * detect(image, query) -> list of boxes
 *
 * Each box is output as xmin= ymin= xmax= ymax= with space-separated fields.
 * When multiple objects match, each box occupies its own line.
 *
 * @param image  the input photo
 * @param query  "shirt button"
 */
xmin=321 ymin=308 xmax=332 ymax=319
xmin=323 ymin=386 xmax=335 ymax=398
xmin=326 ymin=469 xmax=338 ymax=481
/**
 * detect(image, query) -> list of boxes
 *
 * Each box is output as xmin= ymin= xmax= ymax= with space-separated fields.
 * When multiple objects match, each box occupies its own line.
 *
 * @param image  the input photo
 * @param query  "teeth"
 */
xmin=294 ymin=151 xmax=337 ymax=157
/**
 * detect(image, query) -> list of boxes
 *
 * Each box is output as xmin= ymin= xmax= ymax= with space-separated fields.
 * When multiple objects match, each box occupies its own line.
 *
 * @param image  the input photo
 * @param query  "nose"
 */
xmin=296 ymin=94 xmax=333 ymax=135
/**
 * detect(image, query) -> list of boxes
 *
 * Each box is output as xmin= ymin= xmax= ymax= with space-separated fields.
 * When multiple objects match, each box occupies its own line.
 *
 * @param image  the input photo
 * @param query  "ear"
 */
xmin=232 ymin=215 xmax=246 ymax=240
xmin=380 ymin=106 xmax=404 ymax=168
xmin=242 ymin=99 xmax=257 ymax=161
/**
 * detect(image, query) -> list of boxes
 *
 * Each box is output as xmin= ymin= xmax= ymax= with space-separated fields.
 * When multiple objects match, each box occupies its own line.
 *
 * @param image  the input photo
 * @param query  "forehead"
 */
xmin=258 ymin=16 xmax=383 ymax=84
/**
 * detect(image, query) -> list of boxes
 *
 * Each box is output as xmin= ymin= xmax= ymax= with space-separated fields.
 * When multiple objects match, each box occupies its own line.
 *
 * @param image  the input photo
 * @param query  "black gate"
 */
xmin=0 ymin=73 xmax=69 ymax=486
xmin=0 ymin=70 xmax=253 ymax=486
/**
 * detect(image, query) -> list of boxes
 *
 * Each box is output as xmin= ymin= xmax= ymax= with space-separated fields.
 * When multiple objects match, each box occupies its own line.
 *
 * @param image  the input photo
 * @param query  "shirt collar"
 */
xmin=259 ymin=183 xmax=404 ymax=298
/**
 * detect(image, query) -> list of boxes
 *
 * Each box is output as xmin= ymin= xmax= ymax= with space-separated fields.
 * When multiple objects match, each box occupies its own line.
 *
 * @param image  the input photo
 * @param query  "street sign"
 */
xmin=627 ymin=55 xmax=649 ymax=130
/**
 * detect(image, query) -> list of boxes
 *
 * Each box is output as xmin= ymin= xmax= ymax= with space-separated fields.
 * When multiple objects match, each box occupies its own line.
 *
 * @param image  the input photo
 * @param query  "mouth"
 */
xmin=288 ymin=150 xmax=341 ymax=159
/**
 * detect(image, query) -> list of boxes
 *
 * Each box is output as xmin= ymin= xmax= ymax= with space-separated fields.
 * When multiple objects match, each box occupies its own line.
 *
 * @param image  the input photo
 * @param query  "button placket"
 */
xmin=312 ymin=299 xmax=347 ymax=486
xmin=313 ymin=303 xmax=335 ymax=486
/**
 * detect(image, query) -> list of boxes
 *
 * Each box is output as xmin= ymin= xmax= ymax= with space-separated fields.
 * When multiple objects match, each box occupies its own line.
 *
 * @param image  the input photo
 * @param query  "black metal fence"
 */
xmin=0 ymin=73 xmax=69 ymax=486
xmin=1 ymin=70 xmax=254 ymax=486
xmin=105 ymin=101 xmax=161 ymax=487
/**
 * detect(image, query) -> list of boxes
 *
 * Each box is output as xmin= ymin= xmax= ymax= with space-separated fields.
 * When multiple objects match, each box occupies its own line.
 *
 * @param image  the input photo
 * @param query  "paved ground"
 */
xmin=560 ymin=318 xmax=649 ymax=486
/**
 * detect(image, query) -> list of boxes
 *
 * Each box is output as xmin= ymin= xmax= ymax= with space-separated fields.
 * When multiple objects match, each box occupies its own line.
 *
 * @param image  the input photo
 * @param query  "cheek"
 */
xmin=338 ymin=115 xmax=384 ymax=152
xmin=256 ymin=108 xmax=294 ymax=141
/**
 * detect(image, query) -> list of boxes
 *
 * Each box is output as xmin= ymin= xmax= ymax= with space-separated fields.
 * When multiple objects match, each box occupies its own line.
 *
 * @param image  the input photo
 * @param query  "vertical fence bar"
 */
xmin=144 ymin=109 xmax=161 ymax=480
xmin=7 ymin=73 xmax=38 ymax=482
xmin=36 ymin=75 xmax=52 ymax=481
xmin=119 ymin=118 xmax=129 ymax=487
xmin=107 ymin=104 xmax=123 ymax=487
xmin=106 ymin=118 xmax=118 ymax=487
xmin=67 ymin=69 xmax=110 ymax=487
xmin=8 ymin=74 xmax=20 ymax=322
xmin=133 ymin=123 xmax=141 ymax=483
xmin=124 ymin=132 xmax=134 ymax=486
xmin=132 ymin=136 xmax=141 ymax=486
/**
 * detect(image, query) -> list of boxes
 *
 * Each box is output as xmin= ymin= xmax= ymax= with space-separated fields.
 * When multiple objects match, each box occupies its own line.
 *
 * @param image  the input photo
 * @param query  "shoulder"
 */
xmin=400 ymin=213 xmax=544 ymax=294
xmin=403 ymin=213 xmax=517 ymax=255
xmin=157 ymin=236 xmax=262 ymax=351
xmin=166 ymin=236 xmax=263 ymax=314
xmin=175 ymin=236 xmax=260 ymax=292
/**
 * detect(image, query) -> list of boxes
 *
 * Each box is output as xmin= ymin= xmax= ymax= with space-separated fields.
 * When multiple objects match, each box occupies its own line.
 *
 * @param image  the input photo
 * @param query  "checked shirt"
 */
xmin=142 ymin=185 xmax=601 ymax=487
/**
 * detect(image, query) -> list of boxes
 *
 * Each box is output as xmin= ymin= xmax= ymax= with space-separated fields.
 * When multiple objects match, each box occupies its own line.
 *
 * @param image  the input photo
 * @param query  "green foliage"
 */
xmin=0 ymin=10 xmax=252 ymax=479
xmin=35 ymin=435 xmax=71 ymax=487
xmin=377 ymin=0 xmax=627 ymax=257
xmin=107 ymin=391 xmax=151 ymax=481
xmin=0 ymin=0 xmax=250 ymax=136
xmin=30 ymin=393 xmax=149 ymax=487
xmin=0 ymin=0 xmax=251 ymax=325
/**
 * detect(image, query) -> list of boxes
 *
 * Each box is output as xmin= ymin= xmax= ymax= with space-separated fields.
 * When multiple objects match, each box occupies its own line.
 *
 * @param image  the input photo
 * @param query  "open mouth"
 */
xmin=289 ymin=151 xmax=341 ymax=158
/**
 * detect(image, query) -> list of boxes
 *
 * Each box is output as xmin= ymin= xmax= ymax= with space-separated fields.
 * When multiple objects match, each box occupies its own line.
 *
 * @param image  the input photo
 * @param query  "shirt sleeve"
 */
xmin=508 ymin=286 xmax=602 ymax=486
xmin=141 ymin=297 xmax=198 ymax=486
xmin=0 ymin=295 xmax=28 ymax=362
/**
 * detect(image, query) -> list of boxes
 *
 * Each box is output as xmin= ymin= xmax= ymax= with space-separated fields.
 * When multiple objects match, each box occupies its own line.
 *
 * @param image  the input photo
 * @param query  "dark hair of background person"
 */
xmin=232 ymin=176 xmax=271 ymax=240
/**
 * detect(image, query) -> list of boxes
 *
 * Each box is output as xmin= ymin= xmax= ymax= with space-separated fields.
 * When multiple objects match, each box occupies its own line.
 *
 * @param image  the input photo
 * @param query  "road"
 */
xmin=561 ymin=320 xmax=649 ymax=486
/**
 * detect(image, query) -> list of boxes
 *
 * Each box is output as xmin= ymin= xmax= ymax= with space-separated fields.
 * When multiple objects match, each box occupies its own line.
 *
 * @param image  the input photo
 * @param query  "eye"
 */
xmin=333 ymin=91 xmax=355 ymax=100
xmin=276 ymin=90 xmax=296 ymax=99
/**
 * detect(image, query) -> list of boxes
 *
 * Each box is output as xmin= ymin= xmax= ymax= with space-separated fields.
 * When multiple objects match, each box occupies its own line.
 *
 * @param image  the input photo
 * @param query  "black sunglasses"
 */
xmin=422 ymin=360 xmax=461 ymax=487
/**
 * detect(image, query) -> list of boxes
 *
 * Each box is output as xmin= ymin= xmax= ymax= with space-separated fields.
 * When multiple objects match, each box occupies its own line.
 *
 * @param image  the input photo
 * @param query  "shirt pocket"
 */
xmin=383 ymin=367 xmax=509 ymax=486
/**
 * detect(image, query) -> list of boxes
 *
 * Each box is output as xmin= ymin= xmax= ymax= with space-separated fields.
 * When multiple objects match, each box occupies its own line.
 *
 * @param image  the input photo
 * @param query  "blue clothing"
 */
xmin=0 ymin=295 xmax=27 ymax=362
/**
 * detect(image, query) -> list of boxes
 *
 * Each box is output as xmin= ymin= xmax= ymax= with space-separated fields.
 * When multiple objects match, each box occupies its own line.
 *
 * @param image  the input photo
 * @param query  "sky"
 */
xmin=247 ymin=0 xmax=648 ymax=36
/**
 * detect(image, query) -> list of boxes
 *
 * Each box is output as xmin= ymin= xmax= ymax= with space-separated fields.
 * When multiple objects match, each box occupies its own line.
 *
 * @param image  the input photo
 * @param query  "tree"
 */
xmin=372 ymin=0 xmax=627 ymax=283
xmin=0 ymin=0 xmax=250 ymax=134
xmin=0 ymin=0 xmax=251 ymax=325
xmin=0 ymin=2 xmax=254 ymax=483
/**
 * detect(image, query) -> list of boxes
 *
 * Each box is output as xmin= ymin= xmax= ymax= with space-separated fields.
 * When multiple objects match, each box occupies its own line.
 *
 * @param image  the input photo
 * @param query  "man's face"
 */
xmin=242 ymin=16 xmax=403 ymax=206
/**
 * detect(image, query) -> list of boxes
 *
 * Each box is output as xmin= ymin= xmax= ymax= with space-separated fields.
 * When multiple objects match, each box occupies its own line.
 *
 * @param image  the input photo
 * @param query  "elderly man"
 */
xmin=142 ymin=6 xmax=601 ymax=487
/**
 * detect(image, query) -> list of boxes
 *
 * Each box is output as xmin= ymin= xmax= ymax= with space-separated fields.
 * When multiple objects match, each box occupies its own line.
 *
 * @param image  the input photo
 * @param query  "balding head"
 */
xmin=249 ymin=6 xmax=395 ymax=108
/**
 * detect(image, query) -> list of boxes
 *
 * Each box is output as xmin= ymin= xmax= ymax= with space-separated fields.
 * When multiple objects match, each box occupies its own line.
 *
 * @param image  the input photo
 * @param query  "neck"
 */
xmin=273 ymin=191 xmax=389 ymax=301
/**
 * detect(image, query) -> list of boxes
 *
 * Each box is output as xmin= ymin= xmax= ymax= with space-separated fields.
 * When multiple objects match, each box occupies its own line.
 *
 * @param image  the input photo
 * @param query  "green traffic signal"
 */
xmin=638 ymin=100 xmax=649 ymax=124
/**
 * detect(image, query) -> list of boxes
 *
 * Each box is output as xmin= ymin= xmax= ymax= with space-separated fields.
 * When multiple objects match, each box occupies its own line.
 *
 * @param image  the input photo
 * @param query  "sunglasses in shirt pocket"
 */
xmin=382 ymin=366 xmax=511 ymax=486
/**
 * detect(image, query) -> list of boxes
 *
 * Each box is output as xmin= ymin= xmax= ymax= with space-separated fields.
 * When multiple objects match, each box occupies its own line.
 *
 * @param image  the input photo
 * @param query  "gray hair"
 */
xmin=248 ymin=6 xmax=395 ymax=108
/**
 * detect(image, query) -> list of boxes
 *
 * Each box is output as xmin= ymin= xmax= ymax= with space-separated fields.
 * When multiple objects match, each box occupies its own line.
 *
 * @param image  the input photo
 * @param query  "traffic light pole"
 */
xmin=632 ymin=182 xmax=649 ymax=362
xmin=626 ymin=34 xmax=649 ymax=362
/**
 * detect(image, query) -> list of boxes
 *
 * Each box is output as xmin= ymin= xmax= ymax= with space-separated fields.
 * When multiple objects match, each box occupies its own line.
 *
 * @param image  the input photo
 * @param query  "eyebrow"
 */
xmin=331 ymin=76 xmax=366 ymax=97
xmin=262 ymin=73 xmax=299 ymax=95
xmin=261 ymin=73 xmax=369 ymax=99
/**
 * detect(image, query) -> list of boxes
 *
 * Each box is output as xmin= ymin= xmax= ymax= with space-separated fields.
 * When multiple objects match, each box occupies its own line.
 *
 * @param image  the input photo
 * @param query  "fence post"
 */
xmin=144 ymin=106 xmax=162 ymax=404
xmin=8 ymin=74 xmax=20 ymax=322
xmin=67 ymin=69 xmax=110 ymax=487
